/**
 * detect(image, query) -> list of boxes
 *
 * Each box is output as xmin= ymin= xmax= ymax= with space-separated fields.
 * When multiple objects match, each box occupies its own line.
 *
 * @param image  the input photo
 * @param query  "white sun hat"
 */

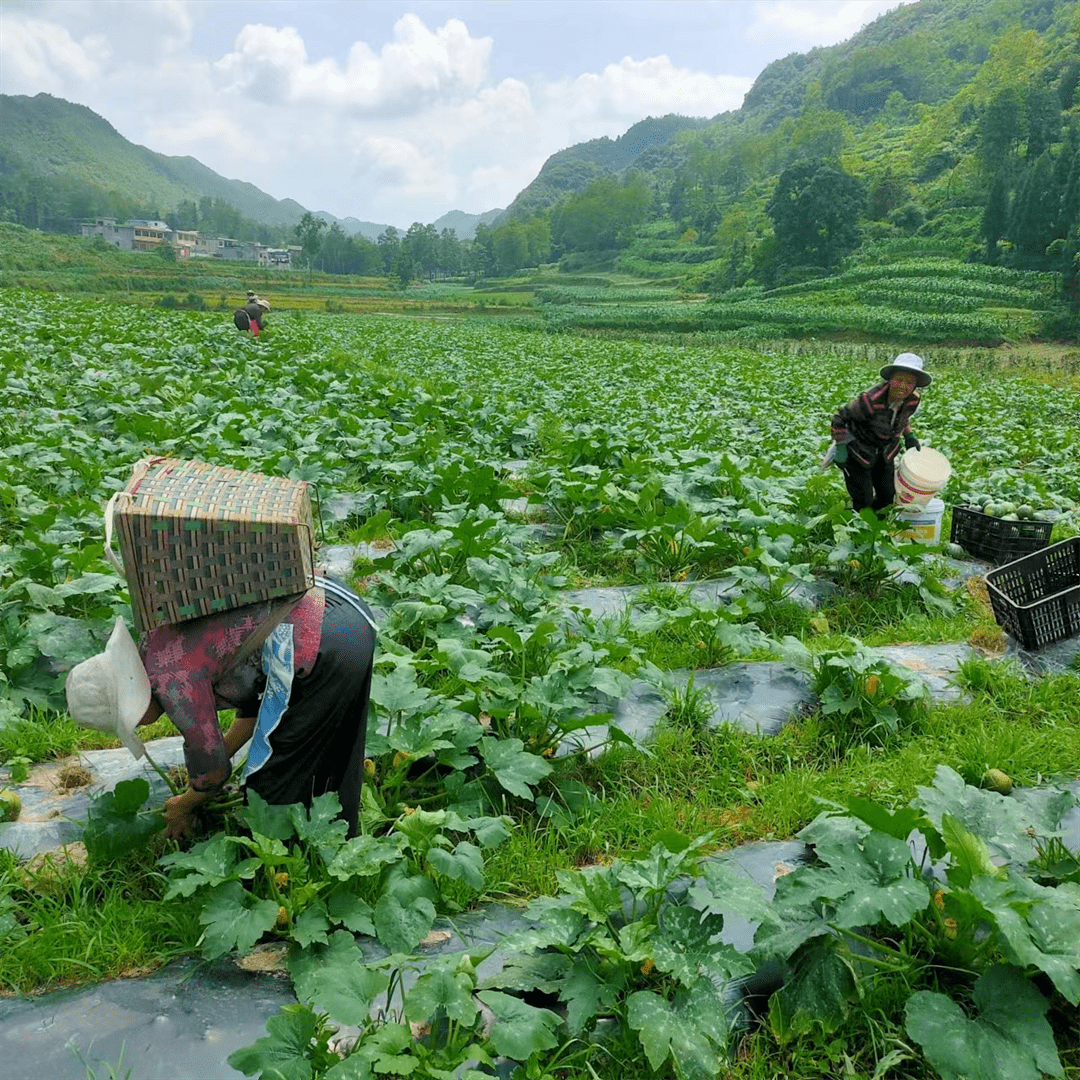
xmin=880 ymin=352 xmax=932 ymax=387
xmin=65 ymin=617 xmax=150 ymax=760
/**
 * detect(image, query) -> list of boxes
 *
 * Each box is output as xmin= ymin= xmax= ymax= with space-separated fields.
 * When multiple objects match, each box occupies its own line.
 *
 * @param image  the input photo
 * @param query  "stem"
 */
xmin=834 ymin=925 xmax=908 ymax=962
xmin=143 ymin=746 xmax=181 ymax=796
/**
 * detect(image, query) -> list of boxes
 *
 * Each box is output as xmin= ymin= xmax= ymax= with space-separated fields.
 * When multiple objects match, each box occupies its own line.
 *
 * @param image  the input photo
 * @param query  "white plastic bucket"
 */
xmin=895 ymin=497 xmax=945 ymax=544
xmin=895 ymin=447 xmax=951 ymax=510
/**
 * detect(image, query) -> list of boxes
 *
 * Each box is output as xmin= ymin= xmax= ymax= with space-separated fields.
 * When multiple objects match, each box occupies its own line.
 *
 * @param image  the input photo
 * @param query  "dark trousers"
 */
xmin=841 ymin=454 xmax=895 ymax=513
xmin=246 ymin=596 xmax=376 ymax=837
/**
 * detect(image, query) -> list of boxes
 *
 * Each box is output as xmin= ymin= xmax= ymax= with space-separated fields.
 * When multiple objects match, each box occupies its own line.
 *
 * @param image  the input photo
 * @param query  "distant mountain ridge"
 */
xmin=0 ymin=92 xmax=503 ymax=239
xmin=497 ymin=114 xmax=715 ymax=221
xmin=3 ymin=0 xmax=1075 ymax=244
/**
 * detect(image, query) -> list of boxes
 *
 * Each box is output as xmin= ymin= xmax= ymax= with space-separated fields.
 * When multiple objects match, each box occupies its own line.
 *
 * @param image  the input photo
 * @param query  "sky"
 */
xmin=1 ymin=1 xmax=907 ymax=229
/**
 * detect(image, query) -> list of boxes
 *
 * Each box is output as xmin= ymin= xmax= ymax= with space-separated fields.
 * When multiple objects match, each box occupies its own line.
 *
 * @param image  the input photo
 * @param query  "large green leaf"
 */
xmin=506 ymin=896 xmax=588 ymax=951
xmin=626 ymin=978 xmax=729 ymax=1080
xmin=941 ymin=813 xmax=1006 ymax=888
xmin=288 ymin=931 xmax=390 ymax=1026
xmin=971 ymin=875 xmax=1080 ymax=1004
xmin=905 ymin=965 xmax=1063 ymax=1080
xmin=199 ymin=881 xmax=279 ymax=960
xmin=426 ymin=840 xmax=485 ymax=890
xmin=915 ymin=765 xmax=1039 ymax=864
xmin=241 ymin=790 xmax=296 ymax=841
xmin=687 ymin=858 xmax=773 ymax=927
xmin=292 ymin=900 xmax=331 ymax=949
xmin=554 ymin=863 xmax=623 ymax=923
xmin=403 ymin=961 xmax=479 ymax=1026
xmin=160 ymin=834 xmax=257 ymax=898
xmin=83 ymin=779 xmax=164 ymax=862
xmin=478 ymin=736 xmax=551 ymax=799
xmin=289 ymin=792 xmax=350 ymax=866
xmin=325 ymin=887 xmax=376 ymax=936
xmin=768 ymin=939 xmax=857 ymax=1043
xmin=373 ymin=891 xmax=437 ymax=955
xmin=227 ymin=1004 xmax=317 ymax=1080
xmin=476 ymin=991 xmax=561 ymax=1061
xmin=840 ymin=795 xmax=937 ymax=849
xmin=370 ymin=665 xmax=436 ymax=716
xmin=778 ymin=830 xmax=929 ymax=932
xmin=327 ymin=834 xmax=404 ymax=882
xmin=645 ymin=905 xmax=753 ymax=986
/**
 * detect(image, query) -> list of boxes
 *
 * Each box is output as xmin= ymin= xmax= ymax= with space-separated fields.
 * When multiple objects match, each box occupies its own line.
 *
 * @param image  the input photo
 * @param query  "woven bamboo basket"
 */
xmin=106 ymin=458 xmax=315 ymax=633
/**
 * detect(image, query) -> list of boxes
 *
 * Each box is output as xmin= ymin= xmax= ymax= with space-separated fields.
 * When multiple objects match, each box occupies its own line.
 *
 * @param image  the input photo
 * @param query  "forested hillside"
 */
xmin=477 ymin=0 xmax=1079 ymax=306
xmin=0 ymin=93 xmax=389 ymax=242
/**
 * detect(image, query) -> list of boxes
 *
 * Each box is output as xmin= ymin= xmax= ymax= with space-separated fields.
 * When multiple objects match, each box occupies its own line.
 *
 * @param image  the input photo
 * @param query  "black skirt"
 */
xmin=244 ymin=584 xmax=376 ymax=836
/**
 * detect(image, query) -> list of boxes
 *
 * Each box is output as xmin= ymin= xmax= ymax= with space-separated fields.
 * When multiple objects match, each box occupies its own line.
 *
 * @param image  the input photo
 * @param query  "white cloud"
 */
xmin=0 ymin=15 xmax=106 ymax=94
xmin=748 ymin=1 xmax=908 ymax=49
xmin=548 ymin=55 xmax=751 ymax=129
xmin=213 ymin=14 xmax=492 ymax=114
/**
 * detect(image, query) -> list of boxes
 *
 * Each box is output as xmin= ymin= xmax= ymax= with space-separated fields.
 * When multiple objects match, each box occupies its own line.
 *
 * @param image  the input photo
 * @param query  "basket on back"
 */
xmin=106 ymin=458 xmax=316 ymax=634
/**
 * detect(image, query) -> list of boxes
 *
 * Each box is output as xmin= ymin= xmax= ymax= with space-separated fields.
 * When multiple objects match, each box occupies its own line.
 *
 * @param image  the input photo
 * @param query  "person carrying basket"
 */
xmin=233 ymin=292 xmax=271 ymax=336
xmin=65 ymin=457 xmax=376 ymax=841
xmin=66 ymin=577 xmax=376 ymax=840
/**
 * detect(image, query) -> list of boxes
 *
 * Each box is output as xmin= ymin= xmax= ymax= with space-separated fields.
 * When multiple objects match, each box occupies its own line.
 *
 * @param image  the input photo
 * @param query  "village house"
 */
xmin=80 ymin=218 xmax=290 ymax=268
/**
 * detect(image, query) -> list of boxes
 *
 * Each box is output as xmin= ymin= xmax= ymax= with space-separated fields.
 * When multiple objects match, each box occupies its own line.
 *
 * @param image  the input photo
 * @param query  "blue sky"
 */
xmin=2 ymin=1 xmax=906 ymax=228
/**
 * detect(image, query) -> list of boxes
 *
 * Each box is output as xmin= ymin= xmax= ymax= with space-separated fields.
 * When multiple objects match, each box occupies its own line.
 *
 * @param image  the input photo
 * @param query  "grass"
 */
xmin=0 ymin=844 xmax=200 ymax=995
xmin=483 ymin=665 xmax=1080 ymax=900
xmin=0 ymin=710 xmax=234 ymax=767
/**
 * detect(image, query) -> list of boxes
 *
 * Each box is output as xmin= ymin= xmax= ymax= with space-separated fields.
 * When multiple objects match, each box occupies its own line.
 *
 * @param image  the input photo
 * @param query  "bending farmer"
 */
xmin=233 ymin=295 xmax=271 ymax=336
xmin=829 ymin=352 xmax=931 ymax=513
xmin=66 ymin=577 xmax=376 ymax=840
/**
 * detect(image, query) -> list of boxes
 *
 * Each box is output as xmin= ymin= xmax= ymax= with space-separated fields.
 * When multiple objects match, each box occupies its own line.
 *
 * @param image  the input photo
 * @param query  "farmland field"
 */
xmin=2 ymin=288 xmax=1080 ymax=1078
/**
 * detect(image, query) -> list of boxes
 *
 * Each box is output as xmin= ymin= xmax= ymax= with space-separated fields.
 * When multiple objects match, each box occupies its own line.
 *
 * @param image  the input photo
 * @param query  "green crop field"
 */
xmin=1 ymin=288 xmax=1079 ymax=1079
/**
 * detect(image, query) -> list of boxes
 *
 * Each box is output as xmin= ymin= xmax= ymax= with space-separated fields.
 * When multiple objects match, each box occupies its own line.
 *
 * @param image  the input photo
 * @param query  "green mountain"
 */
xmin=0 ymin=93 xmax=392 ymax=238
xmin=500 ymin=0 xmax=1079 ymax=222
xmin=485 ymin=0 xmax=1078 ymax=302
xmin=498 ymin=114 xmax=713 ymax=221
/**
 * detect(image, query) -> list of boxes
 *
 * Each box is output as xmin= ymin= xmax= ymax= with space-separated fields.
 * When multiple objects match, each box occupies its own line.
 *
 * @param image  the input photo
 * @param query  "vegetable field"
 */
xmin=538 ymin=257 xmax=1072 ymax=342
xmin=2 ymin=288 xmax=1080 ymax=1079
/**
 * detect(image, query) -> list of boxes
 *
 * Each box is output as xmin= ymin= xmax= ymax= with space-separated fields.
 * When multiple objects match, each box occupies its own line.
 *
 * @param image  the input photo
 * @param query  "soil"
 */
xmin=56 ymin=763 xmax=92 ymax=790
xmin=234 ymin=944 xmax=289 ymax=974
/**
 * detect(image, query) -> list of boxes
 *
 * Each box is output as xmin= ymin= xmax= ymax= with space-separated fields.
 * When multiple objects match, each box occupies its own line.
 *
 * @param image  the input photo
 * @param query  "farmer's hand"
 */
xmin=904 ymin=434 xmax=921 ymax=451
xmin=163 ymin=797 xmax=196 ymax=840
xmin=163 ymin=786 xmax=210 ymax=841
xmin=833 ymin=442 xmax=848 ymax=464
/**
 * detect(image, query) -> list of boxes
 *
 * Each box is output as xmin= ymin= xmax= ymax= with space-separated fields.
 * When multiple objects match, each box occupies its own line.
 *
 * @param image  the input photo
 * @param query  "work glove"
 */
xmin=833 ymin=442 xmax=848 ymax=464
xmin=904 ymin=434 xmax=921 ymax=451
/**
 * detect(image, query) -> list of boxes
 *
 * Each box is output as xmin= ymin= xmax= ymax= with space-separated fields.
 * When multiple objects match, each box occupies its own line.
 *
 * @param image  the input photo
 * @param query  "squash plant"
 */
xmin=227 ymin=768 xmax=1080 ymax=1079
xmin=155 ymin=789 xmax=513 ymax=960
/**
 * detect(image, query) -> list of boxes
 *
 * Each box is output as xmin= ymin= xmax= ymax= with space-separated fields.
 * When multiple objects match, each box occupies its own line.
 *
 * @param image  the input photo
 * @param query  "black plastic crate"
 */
xmin=949 ymin=504 xmax=1053 ymax=564
xmin=985 ymin=538 xmax=1080 ymax=651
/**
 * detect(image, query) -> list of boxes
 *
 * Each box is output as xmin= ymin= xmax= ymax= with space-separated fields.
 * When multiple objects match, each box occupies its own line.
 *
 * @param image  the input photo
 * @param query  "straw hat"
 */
xmin=64 ymin=618 xmax=150 ymax=760
xmin=880 ymin=352 xmax=931 ymax=387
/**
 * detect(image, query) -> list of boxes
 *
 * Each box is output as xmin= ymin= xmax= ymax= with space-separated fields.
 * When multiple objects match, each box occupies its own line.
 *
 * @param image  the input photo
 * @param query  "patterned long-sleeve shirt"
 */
xmin=140 ymin=588 xmax=325 ymax=791
xmin=831 ymin=381 xmax=920 ymax=467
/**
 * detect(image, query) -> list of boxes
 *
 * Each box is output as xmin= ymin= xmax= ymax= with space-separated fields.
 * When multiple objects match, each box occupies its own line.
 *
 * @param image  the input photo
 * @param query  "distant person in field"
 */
xmin=828 ymin=352 xmax=930 ymax=514
xmin=233 ymin=292 xmax=271 ymax=336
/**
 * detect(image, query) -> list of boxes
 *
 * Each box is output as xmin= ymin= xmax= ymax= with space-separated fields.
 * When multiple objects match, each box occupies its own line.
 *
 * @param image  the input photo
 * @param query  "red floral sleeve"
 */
xmin=139 ymin=591 xmax=324 ymax=792
xmin=140 ymin=599 xmax=298 ymax=791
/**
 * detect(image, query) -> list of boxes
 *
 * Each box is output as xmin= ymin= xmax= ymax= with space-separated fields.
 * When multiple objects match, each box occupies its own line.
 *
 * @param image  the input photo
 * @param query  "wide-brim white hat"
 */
xmin=65 ymin=617 xmax=150 ymax=760
xmin=880 ymin=352 xmax=931 ymax=387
